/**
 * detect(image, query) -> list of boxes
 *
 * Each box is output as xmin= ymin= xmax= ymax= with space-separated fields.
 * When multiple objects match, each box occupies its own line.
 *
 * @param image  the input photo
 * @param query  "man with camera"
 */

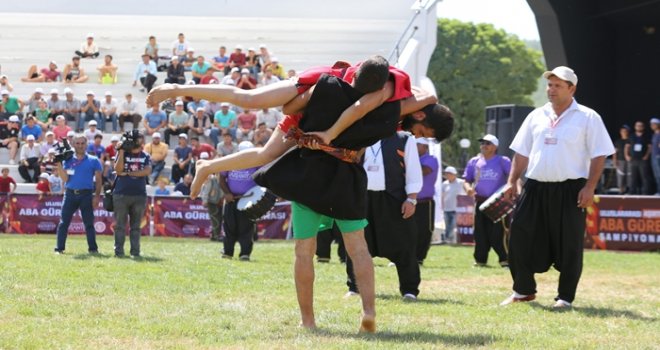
xmin=54 ymin=135 xmax=103 ymax=254
xmin=113 ymin=130 xmax=151 ymax=257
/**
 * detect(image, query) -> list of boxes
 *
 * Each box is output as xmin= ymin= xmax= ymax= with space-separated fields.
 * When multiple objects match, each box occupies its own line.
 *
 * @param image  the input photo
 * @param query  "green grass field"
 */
xmin=0 ymin=235 xmax=658 ymax=350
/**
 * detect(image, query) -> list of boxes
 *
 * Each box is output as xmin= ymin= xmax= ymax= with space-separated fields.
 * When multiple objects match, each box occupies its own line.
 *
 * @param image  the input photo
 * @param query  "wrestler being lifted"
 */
xmin=146 ymin=55 xmax=451 ymax=200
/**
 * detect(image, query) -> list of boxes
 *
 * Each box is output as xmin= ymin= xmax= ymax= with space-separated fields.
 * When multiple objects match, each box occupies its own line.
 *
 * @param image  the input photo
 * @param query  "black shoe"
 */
xmin=115 ymin=252 xmax=125 ymax=258
xmin=239 ymin=255 xmax=250 ymax=261
xmin=54 ymin=249 xmax=64 ymax=254
xmin=317 ymin=257 xmax=330 ymax=263
xmin=89 ymin=249 xmax=99 ymax=254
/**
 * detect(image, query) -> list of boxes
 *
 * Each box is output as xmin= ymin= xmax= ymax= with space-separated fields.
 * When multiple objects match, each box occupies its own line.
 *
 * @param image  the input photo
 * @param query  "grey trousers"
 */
xmin=113 ymin=194 xmax=148 ymax=256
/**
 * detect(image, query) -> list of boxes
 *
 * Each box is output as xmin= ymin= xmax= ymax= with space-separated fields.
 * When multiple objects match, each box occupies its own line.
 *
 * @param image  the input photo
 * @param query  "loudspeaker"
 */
xmin=485 ymin=104 xmax=534 ymax=157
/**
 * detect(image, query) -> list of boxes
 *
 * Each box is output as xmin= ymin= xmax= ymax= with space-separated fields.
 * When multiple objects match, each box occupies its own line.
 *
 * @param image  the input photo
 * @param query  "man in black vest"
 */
xmin=344 ymin=131 xmax=424 ymax=300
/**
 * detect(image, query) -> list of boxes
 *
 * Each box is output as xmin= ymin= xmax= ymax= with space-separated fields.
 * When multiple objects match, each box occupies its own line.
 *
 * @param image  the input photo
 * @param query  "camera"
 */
xmin=53 ymin=138 xmax=74 ymax=163
xmin=118 ymin=129 xmax=143 ymax=151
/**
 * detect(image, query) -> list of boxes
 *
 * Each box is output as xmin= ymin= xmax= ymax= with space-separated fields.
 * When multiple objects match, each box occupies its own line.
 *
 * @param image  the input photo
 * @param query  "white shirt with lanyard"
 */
xmin=510 ymin=99 xmax=614 ymax=182
xmin=364 ymin=137 xmax=423 ymax=194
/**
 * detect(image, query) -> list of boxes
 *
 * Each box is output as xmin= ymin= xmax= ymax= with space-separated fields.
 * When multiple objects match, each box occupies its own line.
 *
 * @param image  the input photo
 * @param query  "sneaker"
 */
xmin=239 ymin=255 xmax=250 ymax=261
xmin=552 ymin=299 xmax=572 ymax=309
xmin=89 ymin=249 xmax=99 ymax=254
xmin=344 ymin=291 xmax=359 ymax=299
xmin=473 ymin=262 xmax=487 ymax=267
xmin=8 ymin=159 xmax=15 ymax=165
xmin=221 ymin=254 xmax=233 ymax=260
xmin=500 ymin=293 xmax=536 ymax=306
xmin=402 ymin=293 xmax=417 ymax=302
xmin=53 ymin=249 xmax=64 ymax=254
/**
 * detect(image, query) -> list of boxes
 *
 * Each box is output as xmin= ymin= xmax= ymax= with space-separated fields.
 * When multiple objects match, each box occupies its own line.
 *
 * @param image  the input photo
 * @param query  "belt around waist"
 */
xmin=66 ymin=189 xmax=94 ymax=194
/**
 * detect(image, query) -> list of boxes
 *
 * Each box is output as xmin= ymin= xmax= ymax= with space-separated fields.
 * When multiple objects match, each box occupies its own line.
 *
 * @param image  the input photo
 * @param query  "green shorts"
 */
xmin=291 ymin=201 xmax=368 ymax=240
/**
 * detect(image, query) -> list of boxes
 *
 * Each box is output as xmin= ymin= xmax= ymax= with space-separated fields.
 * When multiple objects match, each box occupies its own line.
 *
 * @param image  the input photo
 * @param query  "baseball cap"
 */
xmin=26 ymin=135 xmax=35 ymax=141
xmin=56 ymin=115 xmax=65 ymax=121
xmin=478 ymin=134 xmax=499 ymax=147
xmin=63 ymin=87 xmax=73 ymax=94
xmin=416 ymin=137 xmax=429 ymax=145
xmin=50 ymin=88 xmax=59 ymax=95
xmin=196 ymin=107 xmax=205 ymax=112
xmin=271 ymin=57 xmax=279 ymax=62
xmin=200 ymin=152 xmax=209 ymax=159
xmin=650 ymin=118 xmax=660 ymax=125
xmin=220 ymin=102 xmax=230 ymax=107
xmin=34 ymin=87 xmax=44 ymax=94
xmin=86 ymin=90 xmax=95 ymax=96
xmin=241 ymin=68 xmax=250 ymax=74
xmin=259 ymin=44 xmax=267 ymax=49
xmin=152 ymin=132 xmax=161 ymax=139
xmin=67 ymin=131 xmax=75 ymax=137
xmin=49 ymin=61 xmax=57 ymax=67
xmin=178 ymin=133 xmax=188 ymax=139
xmin=238 ymin=141 xmax=254 ymax=151
xmin=248 ymin=47 xmax=255 ymax=52
xmin=187 ymin=47 xmax=195 ymax=52
xmin=542 ymin=66 xmax=578 ymax=86
xmin=175 ymin=100 xmax=184 ymax=106
xmin=89 ymin=120 xmax=97 ymax=126
xmin=1 ymin=89 xmax=9 ymax=95
xmin=45 ymin=131 xmax=54 ymax=136
xmin=235 ymin=44 xmax=243 ymax=50
xmin=86 ymin=32 xmax=94 ymax=38
xmin=104 ymin=91 xmax=112 ymax=96
xmin=8 ymin=115 xmax=20 ymax=122
xmin=230 ymin=67 xmax=240 ymax=73
xmin=444 ymin=166 xmax=458 ymax=175
xmin=171 ymin=56 xmax=179 ymax=62
xmin=110 ymin=135 xmax=120 ymax=142
xmin=40 ymin=173 xmax=50 ymax=179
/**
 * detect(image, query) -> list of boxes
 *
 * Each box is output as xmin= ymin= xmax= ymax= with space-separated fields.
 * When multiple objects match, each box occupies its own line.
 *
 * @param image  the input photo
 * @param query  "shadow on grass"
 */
xmin=72 ymin=253 xmax=112 ymax=260
xmin=530 ymin=303 xmax=657 ymax=321
xmin=311 ymin=328 xmax=498 ymax=346
xmin=376 ymin=293 xmax=465 ymax=305
xmin=72 ymin=253 xmax=164 ymax=263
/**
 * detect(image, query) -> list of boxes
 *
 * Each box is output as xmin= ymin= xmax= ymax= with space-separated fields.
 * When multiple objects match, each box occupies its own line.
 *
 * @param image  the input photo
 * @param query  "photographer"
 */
xmin=54 ymin=135 xmax=103 ymax=254
xmin=113 ymin=130 xmax=151 ymax=257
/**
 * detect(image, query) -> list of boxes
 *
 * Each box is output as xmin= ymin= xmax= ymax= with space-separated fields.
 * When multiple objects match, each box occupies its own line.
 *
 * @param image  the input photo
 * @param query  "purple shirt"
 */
xmin=222 ymin=167 xmax=258 ymax=195
xmin=418 ymin=153 xmax=439 ymax=200
xmin=463 ymin=154 xmax=511 ymax=198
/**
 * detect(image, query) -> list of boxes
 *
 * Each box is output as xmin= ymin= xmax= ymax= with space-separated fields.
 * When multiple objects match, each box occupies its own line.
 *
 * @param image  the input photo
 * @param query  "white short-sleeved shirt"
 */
xmin=364 ymin=136 xmax=423 ymax=194
xmin=509 ymin=99 xmax=615 ymax=182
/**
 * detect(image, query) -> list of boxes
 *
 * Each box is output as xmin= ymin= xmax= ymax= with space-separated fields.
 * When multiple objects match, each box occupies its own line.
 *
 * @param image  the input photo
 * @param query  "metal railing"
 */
xmin=387 ymin=0 xmax=438 ymax=64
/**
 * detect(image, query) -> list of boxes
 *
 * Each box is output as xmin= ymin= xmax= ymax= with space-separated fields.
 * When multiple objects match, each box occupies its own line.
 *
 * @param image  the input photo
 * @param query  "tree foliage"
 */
xmin=427 ymin=18 xmax=544 ymax=168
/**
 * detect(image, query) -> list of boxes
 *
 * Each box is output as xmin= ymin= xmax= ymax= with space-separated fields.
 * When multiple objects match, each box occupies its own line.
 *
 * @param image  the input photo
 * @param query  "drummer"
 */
xmin=463 ymin=134 xmax=511 ymax=267
xmin=218 ymin=141 xmax=259 ymax=261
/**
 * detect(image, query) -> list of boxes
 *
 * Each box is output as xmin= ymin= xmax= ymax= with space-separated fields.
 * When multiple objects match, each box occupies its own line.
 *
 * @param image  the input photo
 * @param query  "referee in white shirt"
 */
xmin=501 ymin=66 xmax=615 ymax=308
xmin=345 ymin=131 xmax=424 ymax=301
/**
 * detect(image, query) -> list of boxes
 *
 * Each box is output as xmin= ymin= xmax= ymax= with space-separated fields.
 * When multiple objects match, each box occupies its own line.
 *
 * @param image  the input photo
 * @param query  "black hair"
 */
xmin=401 ymin=103 xmax=454 ymax=142
xmin=190 ymin=137 xmax=199 ymax=141
xmin=353 ymin=55 xmax=389 ymax=94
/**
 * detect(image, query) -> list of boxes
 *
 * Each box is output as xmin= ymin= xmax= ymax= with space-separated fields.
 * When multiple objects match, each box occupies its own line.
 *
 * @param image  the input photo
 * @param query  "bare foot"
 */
xmin=146 ymin=84 xmax=178 ymax=107
xmin=189 ymin=159 xmax=211 ymax=199
xmin=359 ymin=314 xmax=376 ymax=333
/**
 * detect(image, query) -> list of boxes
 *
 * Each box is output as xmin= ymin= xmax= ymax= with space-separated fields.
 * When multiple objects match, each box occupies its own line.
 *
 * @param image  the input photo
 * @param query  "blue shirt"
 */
xmin=145 ymin=110 xmax=167 ymax=128
xmin=21 ymin=124 xmax=42 ymax=140
xmin=175 ymin=146 xmax=192 ymax=162
xmin=63 ymin=154 xmax=103 ymax=190
xmin=86 ymin=143 xmax=105 ymax=158
xmin=155 ymin=188 xmax=170 ymax=195
xmin=134 ymin=61 xmax=158 ymax=81
xmin=114 ymin=150 xmax=151 ymax=195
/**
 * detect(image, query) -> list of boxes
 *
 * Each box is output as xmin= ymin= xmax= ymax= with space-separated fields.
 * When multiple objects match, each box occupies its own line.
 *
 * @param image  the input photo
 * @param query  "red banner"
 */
xmin=456 ymin=195 xmax=475 ymax=244
xmin=455 ymin=194 xmax=660 ymax=251
xmin=256 ymin=202 xmax=291 ymax=239
xmin=6 ymin=193 xmax=150 ymax=235
xmin=153 ymin=196 xmax=211 ymax=238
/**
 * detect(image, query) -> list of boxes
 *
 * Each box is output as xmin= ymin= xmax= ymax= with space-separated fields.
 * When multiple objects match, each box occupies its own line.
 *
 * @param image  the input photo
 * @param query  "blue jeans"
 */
xmin=55 ymin=189 xmax=98 ymax=252
xmin=443 ymin=211 xmax=456 ymax=243
xmin=100 ymin=113 xmax=118 ymax=132
xmin=150 ymin=160 xmax=165 ymax=183
xmin=79 ymin=111 xmax=99 ymax=131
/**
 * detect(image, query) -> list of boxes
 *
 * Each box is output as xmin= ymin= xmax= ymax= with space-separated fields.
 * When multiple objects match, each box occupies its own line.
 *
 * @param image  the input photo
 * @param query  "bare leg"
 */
xmin=294 ymin=237 xmax=317 ymax=329
xmin=21 ymin=65 xmax=45 ymax=82
xmin=190 ymin=127 xmax=295 ymax=198
xmin=9 ymin=142 xmax=18 ymax=161
xmin=343 ymin=229 xmax=376 ymax=333
xmin=76 ymin=74 xmax=89 ymax=83
xmin=147 ymin=80 xmax=299 ymax=109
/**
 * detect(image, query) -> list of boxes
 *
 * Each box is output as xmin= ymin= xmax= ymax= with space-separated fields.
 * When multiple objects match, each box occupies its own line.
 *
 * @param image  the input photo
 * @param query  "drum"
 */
xmin=236 ymin=186 xmax=277 ymax=221
xmin=478 ymin=185 xmax=515 ymax=223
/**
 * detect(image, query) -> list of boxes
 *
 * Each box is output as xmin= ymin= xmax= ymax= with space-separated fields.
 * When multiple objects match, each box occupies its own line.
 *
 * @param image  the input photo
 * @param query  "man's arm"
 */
xmin=399 ymin=86 xmax=439 ymax=115
xmin=624 ymin=143 xmax=631 ymax=161
xmin=403 ymin=136 xmax=423 ymax=219
xmin=114 ymin=149 xmax=125 ymax=173
xmin=505 ymin=153 xmax=529 ymax=200
xmin=577 ymin=156 xmax=606 ymax=208
xmin=218 ymin=173 xmax=234 ymax=202
xmin=642 ymin=142 xmax=652 ymax=160
xmin=93 ymin=169 xmax=102 ymax=208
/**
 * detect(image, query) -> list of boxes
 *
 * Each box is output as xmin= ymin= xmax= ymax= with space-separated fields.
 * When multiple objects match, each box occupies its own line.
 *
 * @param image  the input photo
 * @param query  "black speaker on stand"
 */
xmin=485 ymin=104 xmax=534 ymax=157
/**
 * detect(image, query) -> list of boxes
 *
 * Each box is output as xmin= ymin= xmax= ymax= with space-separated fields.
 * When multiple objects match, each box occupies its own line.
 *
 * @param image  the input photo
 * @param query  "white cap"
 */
xmin=178 ymin=133 xmax=188 ymax=139
xmin=238 ymin=141 xmax=254 ymax=151
xmin=175 ymin=100 xmax=184 ymax=106
xmin=1 ymin=89 xmax=9 ymax=95
xmin=86 ymin=90 xmax=95 ymax=96
xmin=271 ymin=56 xmax=279 ymax=62
xmin=230 ymin=67 xmax=240 ymax=73
xmin=415 ymin=137 xmax=429 ymax=145
xmin=110 ymin=135 xmax=120 ymax=142
xmin=152 ymin=132 xmax=161 ymax=138
xmin=50 ymin=88 xmax=59 ymax=95
xmin=89 ymin=120 xmax=97 ymax=126
xmin=86 ymin=32 xmax=94 ymax=38
xmin=200 ymin=152 xmax=210 ymax=159
xmin=8 ymin=115 xmax=20 ymax=122
xmin=220 ymin=102 xmax=230 ymax=107
xmin=259 ymin=44 xmax=267 ymax=49
xmin=67 ymin=131 xmax=75 ymax=137
xmin=196 ymin=107 xmax=205 ymax=112
xmin=63 ymin=87 xmax=73 ymax=94
xmin=248 ymin=47 xmax=255 ymax=52
xmin=187 ymin=47 xmax=195 ymax=52
xmin=46 ymin=131 xmax=54 ymax=136
xmin=26 ymin=135 xmax=35 ymax=141
xmin=40 ymin=173 xmax=50 ymax=179
xmin=56 ymin=115 xmax=65 ymax=120
xmin=104 ymin=91 xmax=112 ymax=96
xmin=171 ymin=56 xmax=179 ymax=62
xmin=34 ymin=87 xmax=44 ymax=94
xmin=650 ymin=117 xmax=660 ymax=124
xmin=444 ymin=166 xmax=457 ymax=175
xmin=478 ymin=134 xmax=499 ymax=147
xmin=235 ymin=44 xmax=243 ymax=50
xmin=543 ymin=66 xmax=578 ymax=86
xmin=49 ymin=61 xmax=58 ymax=67
xmin=241 ymin=68 xmax=250 ymax=74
